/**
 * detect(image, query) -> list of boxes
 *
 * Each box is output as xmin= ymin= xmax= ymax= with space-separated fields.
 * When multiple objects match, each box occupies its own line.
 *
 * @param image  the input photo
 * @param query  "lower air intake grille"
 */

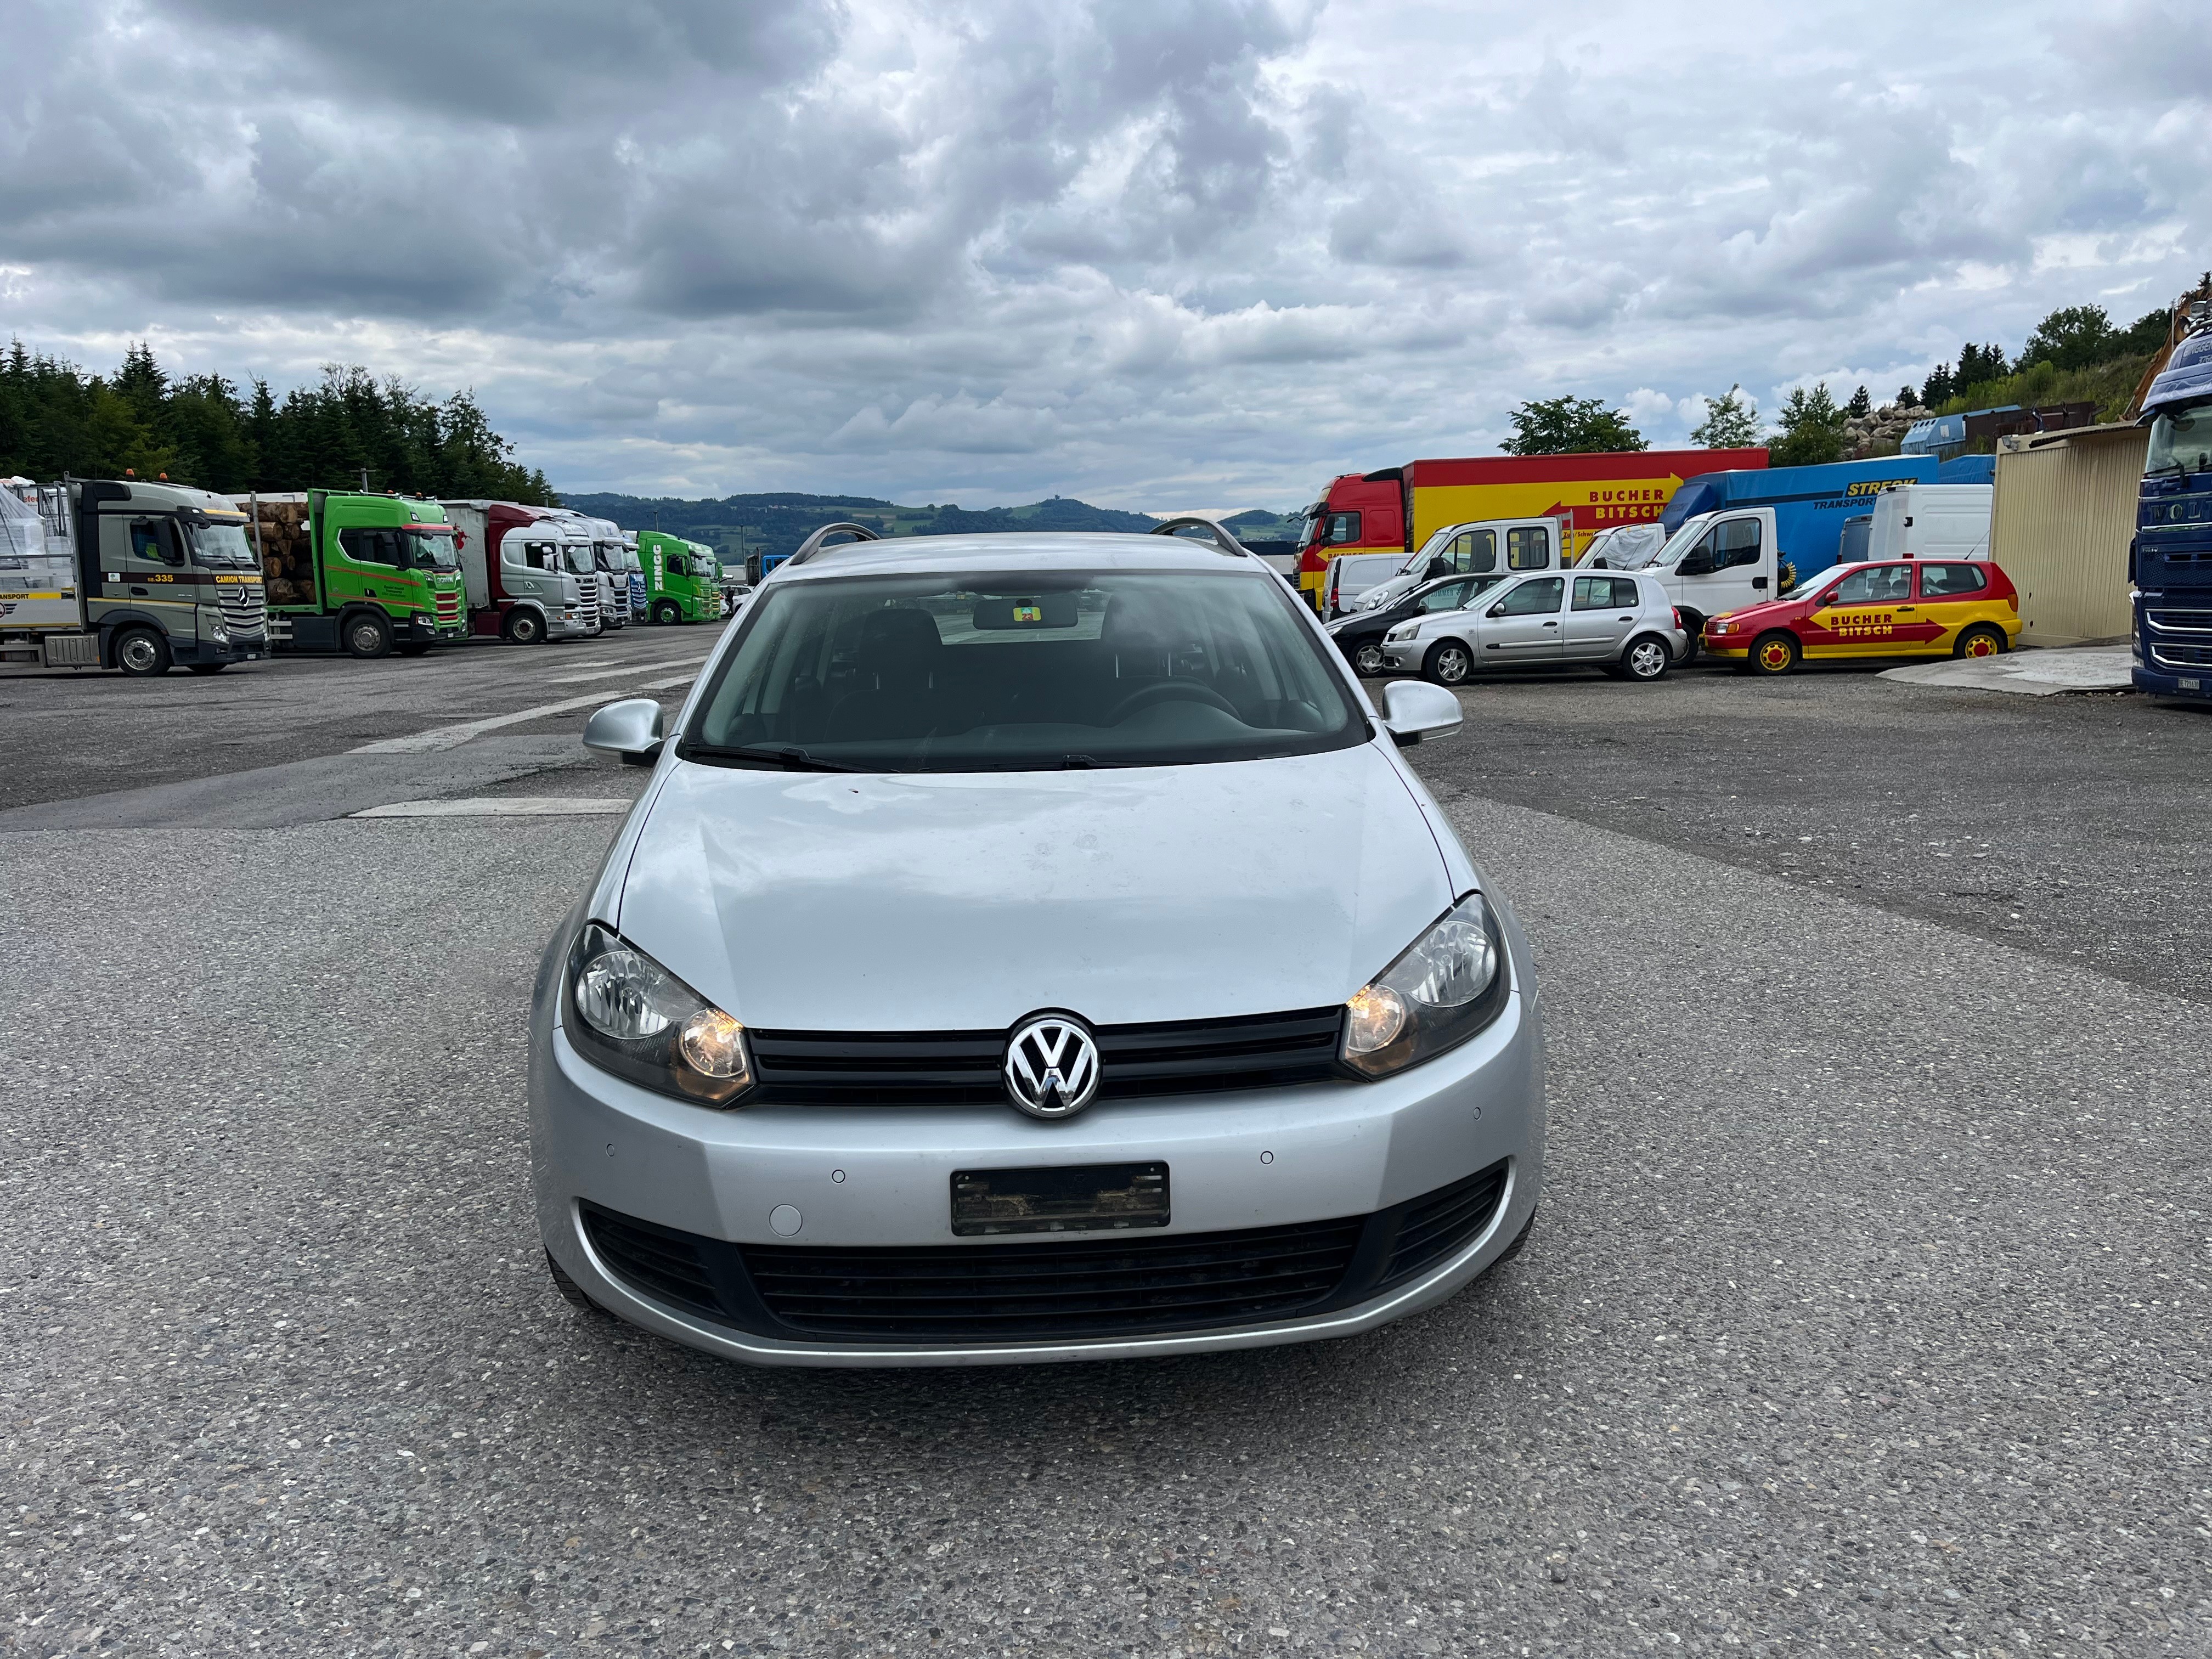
xmin=742 ymin=1218 xmax=1364 ymax=1342
xmin=1379 ymin=1161 xmax=1509 ymax=1288
xmin=577 ymin=1158 xmax=1512 ymax=1347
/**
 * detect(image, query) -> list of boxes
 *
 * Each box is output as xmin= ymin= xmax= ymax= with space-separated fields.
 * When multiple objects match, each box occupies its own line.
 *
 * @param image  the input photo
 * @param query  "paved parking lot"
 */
xmin=3 ymin=648 xmax=2207 ymax=1658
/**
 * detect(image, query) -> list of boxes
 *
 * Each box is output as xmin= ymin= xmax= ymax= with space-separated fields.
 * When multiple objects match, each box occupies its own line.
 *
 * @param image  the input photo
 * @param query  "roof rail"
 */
xmin=1148 ymin=516 xmax=1251 ymax=558
xmin=785 ymin=522 xmax=882 ymax=567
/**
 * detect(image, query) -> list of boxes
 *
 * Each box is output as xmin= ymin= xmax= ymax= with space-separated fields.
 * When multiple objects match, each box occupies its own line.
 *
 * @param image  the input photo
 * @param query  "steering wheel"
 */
xmin=1106 ymin=679 xmax=1242 ymax=725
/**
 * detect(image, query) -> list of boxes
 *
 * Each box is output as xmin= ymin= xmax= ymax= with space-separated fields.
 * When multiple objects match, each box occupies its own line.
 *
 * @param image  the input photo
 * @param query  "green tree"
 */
xmin=1689 ymin=385 xmax=1760 ymax=449
xmin=1894 ymin=385 xmax=1917 ymax=409
xmin=2020 ymin=304 xmax=2115 ymax=371
xmin=2118 ymin=306 xmax=2175 ymax=356
xmin=1769 ymin=382 xmax=1848 ymax=467
xmin=1920 ymin=362 xmax=1955 ymax=407
xmin=1501 ymin=394 xmax=1646 ymax=455
xmin=1845 ymin=385 xmax=1871 ymax=419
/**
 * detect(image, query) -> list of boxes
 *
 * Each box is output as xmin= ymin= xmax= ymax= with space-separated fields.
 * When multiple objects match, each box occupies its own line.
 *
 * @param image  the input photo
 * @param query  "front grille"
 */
xmin=744 ymin=1219 xmax=1364 ymax=1341
xmin=2147 ymin=609 xmax=2212 ymax=670
xmin=747 ymin=1007 xmax=1345 ymax=1107
xmin=1380 ymin=1162 xmax=1509 ymax=1287
xmin=578 ymin=1156 xmax=1510 ymax=1346
xmin=217 ymin=583 xmax=267 ymax=633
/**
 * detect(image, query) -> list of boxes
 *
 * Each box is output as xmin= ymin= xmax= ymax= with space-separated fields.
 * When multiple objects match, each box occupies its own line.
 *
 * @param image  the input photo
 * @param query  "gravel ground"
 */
xmin=4 ymin=708 xmax=2207 ymax=1657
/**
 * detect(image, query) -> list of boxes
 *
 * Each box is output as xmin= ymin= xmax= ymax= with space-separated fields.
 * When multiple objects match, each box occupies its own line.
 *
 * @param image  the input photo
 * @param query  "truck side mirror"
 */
xmin=583 ymin=697 xmax=665 ymax=766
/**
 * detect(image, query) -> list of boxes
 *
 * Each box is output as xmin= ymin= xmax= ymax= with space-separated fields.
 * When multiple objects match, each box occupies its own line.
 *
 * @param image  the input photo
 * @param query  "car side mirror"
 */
xmin=583 ymin=697 xmax=666 ymax=766
xmin=1379 ymin=679 xmax=1463 ymax=747
xmin=1486 ymin=603 xmax=1507 ymax=618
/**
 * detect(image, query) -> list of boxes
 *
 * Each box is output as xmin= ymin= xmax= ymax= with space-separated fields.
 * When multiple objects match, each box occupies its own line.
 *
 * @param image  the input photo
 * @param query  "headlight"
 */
xmin=1386 ymin=624 xmax=1415 ymax=641
xmin=564 ymin=922 xmax=753 ymax=1105
xmin=200 ymin=605 xmax=229 ymax=639
xmin=1340 ymin=893 xmax=1509 ymax=1079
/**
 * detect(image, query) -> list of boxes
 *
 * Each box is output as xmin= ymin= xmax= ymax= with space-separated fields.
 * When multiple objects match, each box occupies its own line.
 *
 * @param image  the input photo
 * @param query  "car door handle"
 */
xmin=1752 ymin=577 xmax=1769 ymax=589
xmin=1543 ymin=620 xmax=1558 ymax=627
xmin=364 ymin=586 xmax=377 ymax=597
xmin=1897 ymin=605 xmax=1916 ymax=612
xmin=129 ymin=585 xmax=148 ymax=595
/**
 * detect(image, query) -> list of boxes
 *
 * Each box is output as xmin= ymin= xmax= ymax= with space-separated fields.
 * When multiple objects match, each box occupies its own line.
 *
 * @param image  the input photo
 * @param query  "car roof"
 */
xmin=764 ymin=531 xmax=1277 ymax=584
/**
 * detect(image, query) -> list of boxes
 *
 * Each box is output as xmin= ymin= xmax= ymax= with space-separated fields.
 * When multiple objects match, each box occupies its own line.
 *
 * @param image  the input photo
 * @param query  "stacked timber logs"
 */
xmin=236 ymin=495 xmax=317 ymax=605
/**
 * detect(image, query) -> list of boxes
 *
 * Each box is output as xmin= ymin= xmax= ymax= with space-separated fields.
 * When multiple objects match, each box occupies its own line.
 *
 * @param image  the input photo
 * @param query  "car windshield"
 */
xmin=687 ymin=568 xmax=1365 ymax=773
xmin=187 ymin=521 xmax=258 ymax=569
xmin=2146 ymin=398 xmax=2212 ymax=476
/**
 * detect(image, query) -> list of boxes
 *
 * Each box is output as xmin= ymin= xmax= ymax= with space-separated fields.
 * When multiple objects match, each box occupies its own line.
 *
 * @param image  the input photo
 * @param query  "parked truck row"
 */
xmin=0 ymin=477 xmax=728 ymax=674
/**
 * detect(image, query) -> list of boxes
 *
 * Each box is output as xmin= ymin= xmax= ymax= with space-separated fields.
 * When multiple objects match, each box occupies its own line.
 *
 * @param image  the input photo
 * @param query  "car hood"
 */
xmin=1711 ymin=595 xmax=1810 ymax=628
xmin=614 ymin=743 xmax=1456 ymax=1031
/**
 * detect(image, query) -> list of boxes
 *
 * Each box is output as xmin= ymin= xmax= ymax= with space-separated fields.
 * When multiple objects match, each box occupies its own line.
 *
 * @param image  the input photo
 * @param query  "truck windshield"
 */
xmin=686 ymin=569 xmax=1365 ymax=774
xmin=401 ymin=531 xmax=459 ymax=571
xmin=1294 ymin=505 xmax=1323 ymax=552
xmin=1619 ymin=519 xmax=1703 ymax=571
xmin=187 ymin=521 xmax=258 ymax=569
xmin=2146 ymin=399 xmax=2212 ymax=476
xmin=562 ymin=545 xmax=595 ymax=575
xmin=595 ymin=541 xmax=623 ymax=572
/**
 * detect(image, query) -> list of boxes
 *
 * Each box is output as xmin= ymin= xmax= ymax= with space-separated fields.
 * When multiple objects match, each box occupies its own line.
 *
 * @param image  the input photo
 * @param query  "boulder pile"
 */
xmin=1845 ymin=401 xmax=1926 ymax=460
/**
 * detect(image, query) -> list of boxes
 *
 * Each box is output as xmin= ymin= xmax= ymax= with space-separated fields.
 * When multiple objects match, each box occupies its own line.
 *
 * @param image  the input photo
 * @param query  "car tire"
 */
xmin=1673 ymin=614 xmax=1703 ymax=666
xmin=1747 ymin=630 xmax=1799 ymax=676
xmin=113 ymin=626 xmax=172 ymax=677
xmin=1954 ymin=624 xmax=2006 ymax=659
xmin=186 ymin=662 xmax=227 ymax=675
xmin=1621 ymin=633 xmax=1672 ymax=681
xmin=1422 ymin=639 xmax=1472 ymax=687
xmin=1353 ymin=641 xmax=1386 ymax=676
xmin=545 ymin=1250 xmax=607 ymax=1317
xmin=503 ymin=608 xmax=546 ymax=646
xmin=343 ymin=611 xmax=393 ymax=659
xmin=1483 ymin=1211 xmax=1536 ymax=1275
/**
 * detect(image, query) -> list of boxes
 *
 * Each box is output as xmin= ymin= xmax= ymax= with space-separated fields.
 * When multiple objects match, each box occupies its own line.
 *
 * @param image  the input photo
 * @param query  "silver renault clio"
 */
xmin=528 ymin=524 xmax=1545 ymax=1367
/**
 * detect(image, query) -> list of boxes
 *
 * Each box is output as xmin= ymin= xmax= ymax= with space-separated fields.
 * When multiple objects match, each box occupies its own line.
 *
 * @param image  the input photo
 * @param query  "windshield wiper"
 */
xmin=684 ymin=743 xmax=869 ymax=774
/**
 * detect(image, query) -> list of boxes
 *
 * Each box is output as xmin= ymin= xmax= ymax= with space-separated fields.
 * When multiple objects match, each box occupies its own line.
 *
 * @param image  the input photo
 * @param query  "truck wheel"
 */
xmin=1422 ymin=639 xmax=1472 ymax=687
xmin=1621 ymin=634 xmax=1673 ymax=682
xmin=1352 ymin=642 xmax=1386 ymax=676
xmin=653 ymin=600 xmax=680 ymax=625
xmin=343 ymin=611 xmax=393 ymax=659
xmin=1954 ymin=624 xmax=2006 ymax=659
xmin=1674 ymin=612 xmax=1703 ymax=665
xmin=187 ymin=662 xmax=227 ymax=675
xmin=503 ymin=609 xmax=546 ymax=645
xmin=1747 ymin=631 xmax=1799 ymax=676
xmin=114 ymin=627 xmax=172 ymax=676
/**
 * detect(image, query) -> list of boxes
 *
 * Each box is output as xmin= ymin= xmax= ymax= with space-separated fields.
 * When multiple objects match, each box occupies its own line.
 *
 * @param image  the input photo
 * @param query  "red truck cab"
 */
xmin=1296 ymin=471 xmax=1407 ymax=605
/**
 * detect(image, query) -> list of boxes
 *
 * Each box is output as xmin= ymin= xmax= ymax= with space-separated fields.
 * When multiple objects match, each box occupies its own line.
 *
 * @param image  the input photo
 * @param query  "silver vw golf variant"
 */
xmin=528 ymin=531 xmax=1545 ymax=1366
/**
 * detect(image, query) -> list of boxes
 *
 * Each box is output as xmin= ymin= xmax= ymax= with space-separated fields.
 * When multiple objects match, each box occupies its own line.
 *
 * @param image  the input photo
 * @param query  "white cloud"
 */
xmin=1 ymin=0 xmax=2204 ymax=507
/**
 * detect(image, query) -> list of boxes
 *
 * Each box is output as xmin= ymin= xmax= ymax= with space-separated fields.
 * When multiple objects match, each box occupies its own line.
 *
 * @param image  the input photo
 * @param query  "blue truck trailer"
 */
xmin=1659 ymin=456 xmax=1939 ymax=580
xmin=2130 ymin=309 xmax=2212 ymax=698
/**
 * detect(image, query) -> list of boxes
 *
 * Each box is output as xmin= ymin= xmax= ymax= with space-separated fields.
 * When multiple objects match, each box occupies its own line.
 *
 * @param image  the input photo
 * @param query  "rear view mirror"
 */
xmin=1379 ymin=680 xmax=1463 ymax=747
xmin=583 ymin=697 xmax=666 ymax=767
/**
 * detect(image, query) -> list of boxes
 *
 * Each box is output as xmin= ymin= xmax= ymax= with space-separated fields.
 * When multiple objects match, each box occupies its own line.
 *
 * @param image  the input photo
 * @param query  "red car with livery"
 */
xmin=1702 ymin=557 xmax=2022 ymax=675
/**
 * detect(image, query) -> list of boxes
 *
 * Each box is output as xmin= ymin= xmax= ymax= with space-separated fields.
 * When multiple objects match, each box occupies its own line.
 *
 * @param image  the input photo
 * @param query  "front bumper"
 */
xmin=1701 ymin=636 xmax=1749 ymax=659
xmin=529 ymin=974 xmax=1544 ymax=1368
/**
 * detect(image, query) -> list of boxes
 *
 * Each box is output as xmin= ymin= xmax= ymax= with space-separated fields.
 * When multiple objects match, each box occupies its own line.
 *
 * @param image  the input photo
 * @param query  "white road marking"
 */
xmin=545 ymin=655 xmax=708 ymax=685
xmin=353 ymin=685 xmax=666 ymax=754
xmin=351 ymin=797 xmax=633 ymax=818
xmin=640 ymin=673 xmax=699 ymax=690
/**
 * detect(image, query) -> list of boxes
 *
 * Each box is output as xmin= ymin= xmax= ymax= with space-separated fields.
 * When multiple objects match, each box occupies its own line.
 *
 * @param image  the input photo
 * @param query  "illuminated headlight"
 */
xmin=565 ymin=923 xmax=753 ymax=1105
xmin=1341 ymin=894 xmax=1509 ymax=1079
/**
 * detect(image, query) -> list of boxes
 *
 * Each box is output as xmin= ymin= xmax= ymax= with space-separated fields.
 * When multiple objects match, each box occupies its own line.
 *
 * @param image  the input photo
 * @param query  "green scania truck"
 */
xmin=636 ymin=530 xmax=720 ymax=624
xmin=236 ymin=491 xmax=469 ymax=657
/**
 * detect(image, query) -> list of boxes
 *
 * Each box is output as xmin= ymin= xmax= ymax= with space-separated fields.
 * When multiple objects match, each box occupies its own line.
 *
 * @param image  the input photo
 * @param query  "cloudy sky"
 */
xmin=4 ymin=0 xmax=2206 ymax=509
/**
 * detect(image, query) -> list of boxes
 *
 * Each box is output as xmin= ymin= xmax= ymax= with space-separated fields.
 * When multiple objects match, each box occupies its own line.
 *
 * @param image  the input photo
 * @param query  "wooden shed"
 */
xmin=1989 ymin=422 xmax=2148 ymax=647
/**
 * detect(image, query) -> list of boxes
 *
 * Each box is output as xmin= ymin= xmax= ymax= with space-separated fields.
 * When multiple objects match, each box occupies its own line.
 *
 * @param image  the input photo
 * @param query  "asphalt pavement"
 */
xmin=3 ymin=648 xmax=2208 ymax=1658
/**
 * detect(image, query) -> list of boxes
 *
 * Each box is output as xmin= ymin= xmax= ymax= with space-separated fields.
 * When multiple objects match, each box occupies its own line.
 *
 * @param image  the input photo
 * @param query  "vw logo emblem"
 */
xmin=1003 ymin=1013 xmax=1102 ymax=1120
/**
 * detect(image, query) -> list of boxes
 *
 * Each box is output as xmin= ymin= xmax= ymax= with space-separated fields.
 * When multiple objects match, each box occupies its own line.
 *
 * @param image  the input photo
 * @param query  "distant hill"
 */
xmin=561 ymin=490 xmax=1162 ymax=569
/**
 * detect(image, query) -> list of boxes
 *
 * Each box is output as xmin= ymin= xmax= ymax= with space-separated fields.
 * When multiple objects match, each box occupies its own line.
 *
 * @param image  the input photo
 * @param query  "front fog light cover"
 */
xmin=566 ymin=922 xmax=752 ymax=1105
xmin=1341 ymin=893 xmax=1508 ymax=1079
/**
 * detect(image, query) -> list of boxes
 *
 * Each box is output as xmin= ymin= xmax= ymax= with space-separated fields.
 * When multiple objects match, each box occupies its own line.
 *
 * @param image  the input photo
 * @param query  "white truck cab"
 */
xmin=1351 ymin=517 xmax=1567 ymax=617
xmin=1612 ymin=507 xmax=1783 ymax=652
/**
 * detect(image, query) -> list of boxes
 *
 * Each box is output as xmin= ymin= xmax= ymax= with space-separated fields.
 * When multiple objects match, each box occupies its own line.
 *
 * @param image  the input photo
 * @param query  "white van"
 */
xmin=1319 ymin=551 xmax=1413 ymax=619
xmin=1345 ymin=517 xmax=1566 ymax=617
xmin=1864 ymin=484 xmax=1993 ymax=563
